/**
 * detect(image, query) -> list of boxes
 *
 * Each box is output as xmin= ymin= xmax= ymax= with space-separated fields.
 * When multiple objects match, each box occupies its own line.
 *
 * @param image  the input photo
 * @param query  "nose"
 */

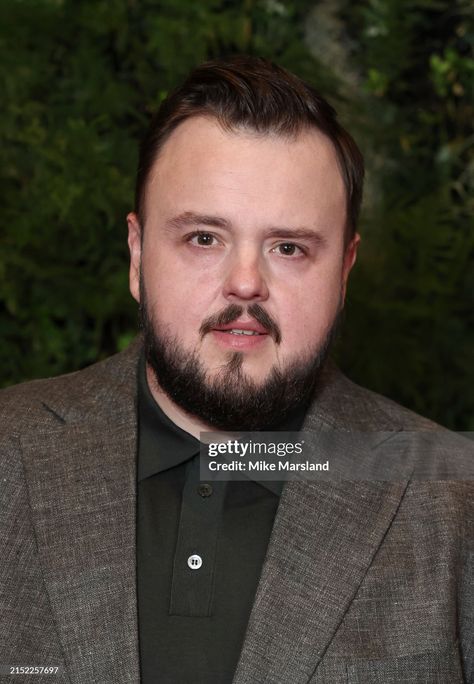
xmin=222 ymin=247 xmax=270 ymax=303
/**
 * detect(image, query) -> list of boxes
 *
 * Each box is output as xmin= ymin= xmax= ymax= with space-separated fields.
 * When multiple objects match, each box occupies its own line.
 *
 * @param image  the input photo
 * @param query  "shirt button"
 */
xmin=187 ymin=554 xmax=203 ymax=570
xmin=198 ymin=483 xmax=213 ymax=498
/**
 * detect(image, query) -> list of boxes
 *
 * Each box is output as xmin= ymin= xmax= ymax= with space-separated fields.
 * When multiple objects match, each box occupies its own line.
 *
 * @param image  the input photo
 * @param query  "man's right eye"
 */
xmin=187 ymin=232 xmax=218 ymax=247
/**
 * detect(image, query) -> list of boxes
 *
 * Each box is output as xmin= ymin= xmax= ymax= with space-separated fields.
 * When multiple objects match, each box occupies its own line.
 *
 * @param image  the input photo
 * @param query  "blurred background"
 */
xmin=1 ymin=0 xmax=473 ymax=429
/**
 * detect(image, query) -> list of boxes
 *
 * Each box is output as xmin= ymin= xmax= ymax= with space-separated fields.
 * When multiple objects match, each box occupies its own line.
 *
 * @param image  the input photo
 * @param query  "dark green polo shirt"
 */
xmin=136 ymin=355 xmax=306 ymax=683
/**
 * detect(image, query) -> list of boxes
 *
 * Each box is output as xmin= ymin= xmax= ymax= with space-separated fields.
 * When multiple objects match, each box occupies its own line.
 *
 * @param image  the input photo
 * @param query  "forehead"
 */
xmin=143 ymin=116 xmax=346 ymax=230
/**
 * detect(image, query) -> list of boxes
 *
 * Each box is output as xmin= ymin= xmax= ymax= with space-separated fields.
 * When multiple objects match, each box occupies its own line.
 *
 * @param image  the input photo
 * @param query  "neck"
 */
xmin=145 ymin=363 xmax=218 ymax=440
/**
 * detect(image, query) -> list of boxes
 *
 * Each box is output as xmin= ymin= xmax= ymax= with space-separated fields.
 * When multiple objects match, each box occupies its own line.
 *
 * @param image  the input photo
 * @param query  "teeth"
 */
xmin=228 ymin=329 xmax=261 ymax=336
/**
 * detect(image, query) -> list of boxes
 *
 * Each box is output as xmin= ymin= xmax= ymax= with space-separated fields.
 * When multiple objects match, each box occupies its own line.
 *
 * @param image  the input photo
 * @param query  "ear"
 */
xmin=127 ymin=212 xmax=142 ymax=303
xmin=341 ymin=232 xmax=360 ymax=303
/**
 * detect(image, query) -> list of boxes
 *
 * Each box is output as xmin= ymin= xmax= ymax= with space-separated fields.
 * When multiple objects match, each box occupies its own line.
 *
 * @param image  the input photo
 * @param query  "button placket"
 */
xmin=169 ymin=457 xmax=226 ymax=616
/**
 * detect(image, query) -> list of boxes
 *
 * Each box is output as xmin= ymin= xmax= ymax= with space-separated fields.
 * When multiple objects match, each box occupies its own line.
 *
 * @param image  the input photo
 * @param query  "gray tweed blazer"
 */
xmin=1 ymin=338 xmax=473 ymax=683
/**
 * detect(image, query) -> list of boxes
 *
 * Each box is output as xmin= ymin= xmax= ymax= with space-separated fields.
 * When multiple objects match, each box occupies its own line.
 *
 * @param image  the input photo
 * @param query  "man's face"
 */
xmin=128 ymin=116 xmax=359 ymax=429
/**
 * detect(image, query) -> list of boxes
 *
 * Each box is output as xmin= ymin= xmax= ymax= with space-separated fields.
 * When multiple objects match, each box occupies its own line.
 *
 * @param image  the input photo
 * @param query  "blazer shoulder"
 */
xmin=0 ymin=336 xmax=142 ymax=438
xmin=311 ymin=365 xmax=474 ymax=487
xmin=345 ymin=375 xmax=442 ymax=430
xmin=310 ymin=362 xmax=443 ymax=431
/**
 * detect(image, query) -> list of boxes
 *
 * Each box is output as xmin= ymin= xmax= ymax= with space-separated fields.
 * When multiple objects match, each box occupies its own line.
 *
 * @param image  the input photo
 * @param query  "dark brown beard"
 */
xmin=139 ymin=276 xmax=341 ymax=431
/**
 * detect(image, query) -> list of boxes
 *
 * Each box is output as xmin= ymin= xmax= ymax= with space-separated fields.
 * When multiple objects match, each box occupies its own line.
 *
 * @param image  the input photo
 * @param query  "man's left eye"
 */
xmin=273 ymin=243 xmax=304 ymax=257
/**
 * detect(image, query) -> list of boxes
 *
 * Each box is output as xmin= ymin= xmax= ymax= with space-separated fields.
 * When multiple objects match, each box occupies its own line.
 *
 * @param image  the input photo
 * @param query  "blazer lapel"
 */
xmin=233 ymin=365 xmax=409 ymax=684
xmin=21 ymin=347 xmax=140 ymax=683
xmin=233 ymin=476 xmax=408 ymax=684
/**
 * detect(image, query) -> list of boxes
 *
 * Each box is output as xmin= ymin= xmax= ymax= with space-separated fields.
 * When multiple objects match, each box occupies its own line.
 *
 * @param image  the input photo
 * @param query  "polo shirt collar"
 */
xmin=137 ymin=354 xmax=309 ymax=496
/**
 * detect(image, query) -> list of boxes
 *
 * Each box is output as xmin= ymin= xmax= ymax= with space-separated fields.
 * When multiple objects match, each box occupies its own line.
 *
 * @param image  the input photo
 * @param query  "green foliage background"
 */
xmin=1 ymin=0 xmax=473 ymax=429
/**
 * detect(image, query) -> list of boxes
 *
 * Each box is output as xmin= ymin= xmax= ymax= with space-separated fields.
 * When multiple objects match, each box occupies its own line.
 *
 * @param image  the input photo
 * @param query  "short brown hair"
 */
xmin=135 ymin=55 xmax=364 ymax=239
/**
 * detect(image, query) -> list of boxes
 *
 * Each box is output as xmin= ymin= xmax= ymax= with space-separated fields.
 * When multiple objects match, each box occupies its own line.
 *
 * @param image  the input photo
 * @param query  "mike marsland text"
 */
xmin=207 ymin=460 xmax=329 ymax=472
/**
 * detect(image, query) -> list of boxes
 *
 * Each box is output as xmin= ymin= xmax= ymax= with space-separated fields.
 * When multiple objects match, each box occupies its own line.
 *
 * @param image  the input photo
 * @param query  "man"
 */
xmin=0 ymin=57 xmax=472 ymax=684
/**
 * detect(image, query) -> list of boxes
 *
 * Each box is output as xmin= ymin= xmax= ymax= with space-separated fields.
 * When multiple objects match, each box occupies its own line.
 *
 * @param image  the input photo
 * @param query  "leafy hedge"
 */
xmin=1 ymin=0 xmax=472 ymax=429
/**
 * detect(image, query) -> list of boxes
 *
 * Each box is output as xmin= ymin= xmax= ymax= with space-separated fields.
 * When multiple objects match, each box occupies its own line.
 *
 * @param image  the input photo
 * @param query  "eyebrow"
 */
xmin=165 ymin=211 xmax=327 ymax=246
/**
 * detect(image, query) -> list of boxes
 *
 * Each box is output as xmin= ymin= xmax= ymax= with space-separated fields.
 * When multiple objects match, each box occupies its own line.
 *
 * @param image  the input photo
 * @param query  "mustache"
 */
xmin=199 ymin=303 xmax=282 ymax=344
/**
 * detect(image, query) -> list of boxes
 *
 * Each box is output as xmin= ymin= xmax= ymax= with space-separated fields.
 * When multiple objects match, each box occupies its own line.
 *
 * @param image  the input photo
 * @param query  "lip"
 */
xmin=212 ymin=320 xmax=269 ymax=335
xmin=212 ymin=330 xmax=270 ymax=351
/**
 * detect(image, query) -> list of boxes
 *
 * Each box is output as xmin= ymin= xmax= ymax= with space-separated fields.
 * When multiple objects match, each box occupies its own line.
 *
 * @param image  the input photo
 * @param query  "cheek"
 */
xmin=143 ymin=259 xmax=217 ymax=340
xmin=279 ymin=272 xmax=342 ymax=351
